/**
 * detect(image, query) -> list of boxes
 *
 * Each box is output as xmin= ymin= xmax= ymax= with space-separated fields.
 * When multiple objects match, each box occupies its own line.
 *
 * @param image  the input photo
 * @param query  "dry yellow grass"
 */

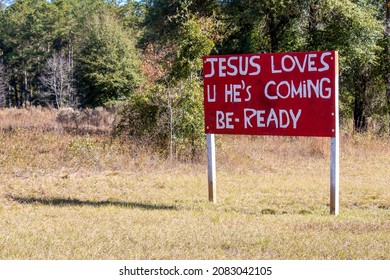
xmin=0 ymin=107 xmax=115 ymax=133
xmin=0 ymin=108 xmax=389 ymax=259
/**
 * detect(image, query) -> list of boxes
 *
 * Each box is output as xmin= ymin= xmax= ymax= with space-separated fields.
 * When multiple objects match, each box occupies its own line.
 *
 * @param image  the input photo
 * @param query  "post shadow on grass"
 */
xmin=9 ymin=196 xmax=178 ymax=211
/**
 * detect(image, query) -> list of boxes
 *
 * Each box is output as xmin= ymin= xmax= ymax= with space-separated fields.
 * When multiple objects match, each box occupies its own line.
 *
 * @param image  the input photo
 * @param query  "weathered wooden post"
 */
xmin=330 ymin=53 xmax=340 ymax=215
xmin=207 ymin=133 xmax=216 ymax=203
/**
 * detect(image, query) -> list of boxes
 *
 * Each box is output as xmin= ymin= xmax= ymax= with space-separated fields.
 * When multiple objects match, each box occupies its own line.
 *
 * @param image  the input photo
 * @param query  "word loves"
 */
xmin=203 ymin=51 xmax=338 ymax=137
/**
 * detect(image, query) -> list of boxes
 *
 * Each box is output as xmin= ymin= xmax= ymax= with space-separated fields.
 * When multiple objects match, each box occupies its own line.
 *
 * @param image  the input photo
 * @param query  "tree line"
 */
xmin=1 ymin=0 xmax=389 ymax=154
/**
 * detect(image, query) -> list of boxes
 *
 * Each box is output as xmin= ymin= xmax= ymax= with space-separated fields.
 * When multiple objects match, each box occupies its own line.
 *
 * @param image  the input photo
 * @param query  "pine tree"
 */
xmin=75 ymin=12 xmax=143 ymax=106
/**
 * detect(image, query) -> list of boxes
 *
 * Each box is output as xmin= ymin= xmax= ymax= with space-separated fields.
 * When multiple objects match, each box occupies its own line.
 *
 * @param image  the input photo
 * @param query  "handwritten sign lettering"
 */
xmin=203 ymin=51 xmax=337 ymax=137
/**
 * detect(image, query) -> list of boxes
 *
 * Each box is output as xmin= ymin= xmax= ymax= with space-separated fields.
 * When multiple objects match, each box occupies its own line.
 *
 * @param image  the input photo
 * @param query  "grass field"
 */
xmin=0 ymin=108 xmax=389 ymax=259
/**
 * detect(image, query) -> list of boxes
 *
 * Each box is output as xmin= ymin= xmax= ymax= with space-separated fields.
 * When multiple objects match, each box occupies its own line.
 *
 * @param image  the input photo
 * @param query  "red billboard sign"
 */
xmin=203 ymin=51 xmax=338 ymax=137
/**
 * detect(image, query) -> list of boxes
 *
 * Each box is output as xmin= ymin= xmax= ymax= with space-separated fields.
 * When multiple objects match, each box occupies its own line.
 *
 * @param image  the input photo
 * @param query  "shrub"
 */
xmin=115 ymin=77 xmax=205 ymax=160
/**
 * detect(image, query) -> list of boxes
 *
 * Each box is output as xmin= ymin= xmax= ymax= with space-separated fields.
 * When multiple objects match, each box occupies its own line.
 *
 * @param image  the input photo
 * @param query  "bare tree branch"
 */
xmin=40 ymin=52 xmax=77 ymax=108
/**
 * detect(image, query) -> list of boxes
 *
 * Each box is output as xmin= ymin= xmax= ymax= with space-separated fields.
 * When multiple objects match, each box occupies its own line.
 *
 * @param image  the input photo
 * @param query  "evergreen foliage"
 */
xmin=76 ymin=12 xmax=143 ymax=106
xmin=0 ymin=0 xmax=389 ymax=157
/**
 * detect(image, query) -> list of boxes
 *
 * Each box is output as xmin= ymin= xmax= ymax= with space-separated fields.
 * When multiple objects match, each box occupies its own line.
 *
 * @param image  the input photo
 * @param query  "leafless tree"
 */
xmin=40 ymin=51 xmax=77 ymax=108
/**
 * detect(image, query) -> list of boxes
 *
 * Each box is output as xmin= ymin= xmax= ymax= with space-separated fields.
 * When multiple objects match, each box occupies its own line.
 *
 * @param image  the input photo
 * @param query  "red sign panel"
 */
xmin=203 ymin=51 xmax=338 ymax=137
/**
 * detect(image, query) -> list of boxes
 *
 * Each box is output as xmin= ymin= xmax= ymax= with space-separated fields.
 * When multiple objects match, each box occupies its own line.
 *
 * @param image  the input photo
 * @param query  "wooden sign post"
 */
xmin=330 ymin=59 xmax=339 ymax=215
xmin=207 ymin=133 xmax=217 ymax=203
xmin=203 ymin=51 xmax=340 ymax=215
